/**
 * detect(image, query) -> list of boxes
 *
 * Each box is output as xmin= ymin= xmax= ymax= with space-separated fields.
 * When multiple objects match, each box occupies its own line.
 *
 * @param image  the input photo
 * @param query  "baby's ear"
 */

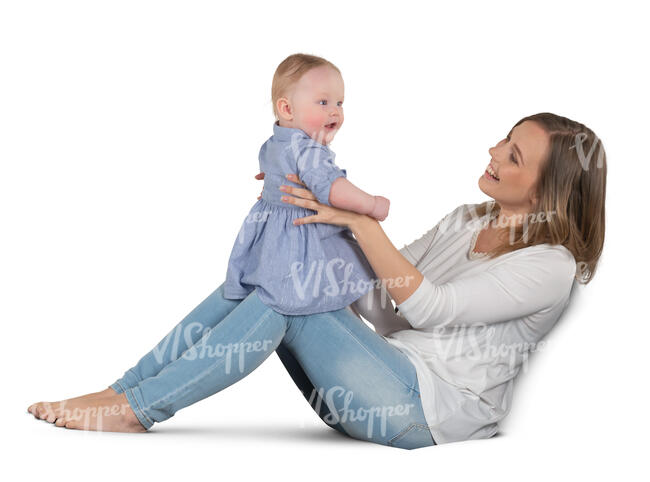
xmin=276 ymin=98 xmax=293 ymax=121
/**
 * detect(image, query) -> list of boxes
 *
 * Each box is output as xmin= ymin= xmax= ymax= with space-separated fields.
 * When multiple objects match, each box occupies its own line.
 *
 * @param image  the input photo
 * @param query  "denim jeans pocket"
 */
xmin=388 ymin=422 xmax=435 ymax=450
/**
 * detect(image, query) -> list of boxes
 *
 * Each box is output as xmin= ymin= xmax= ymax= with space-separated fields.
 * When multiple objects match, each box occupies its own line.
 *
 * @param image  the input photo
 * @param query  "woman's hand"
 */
xmin=279 ymin=173 xmax=366 ymax=230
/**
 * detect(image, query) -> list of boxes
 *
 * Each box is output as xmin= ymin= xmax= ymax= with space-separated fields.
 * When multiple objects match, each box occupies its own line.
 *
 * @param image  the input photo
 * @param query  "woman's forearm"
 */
xmin=350 ymin=215 xmax=424 ymax=305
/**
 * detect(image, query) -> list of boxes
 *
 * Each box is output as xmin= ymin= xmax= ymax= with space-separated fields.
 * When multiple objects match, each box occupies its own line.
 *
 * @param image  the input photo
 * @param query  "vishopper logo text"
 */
xmin=307 ymin=385 xmax=415 ymax=438
xmin=484 ymin=209 xmax=557 ymax=229
xmin=41 ymin=401 xmax=133 ymax=431
xmin=236 ymin=209 xmax=273 ymax=245
xmin=435 ymin=205 xmax=560 ymax=246
xmin=576 ymin=261 xmax=589 ymax=278
xmin=152 ymin=321 xmax=274 ymax=374
xmin=423 ymin=324 xmax=548 ymax=380
xmin=289 ymin=257 xmax=415 ymax=300
xmin=570 ymin=132 xmax=606 ymax=171
xmin=289 ymin=131 xmax=337 ymax=172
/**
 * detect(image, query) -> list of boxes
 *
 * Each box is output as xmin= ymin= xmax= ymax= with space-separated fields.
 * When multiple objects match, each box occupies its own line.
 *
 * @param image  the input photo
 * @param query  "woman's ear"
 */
xmin=276 ymin=97 xmax=293 ymax=122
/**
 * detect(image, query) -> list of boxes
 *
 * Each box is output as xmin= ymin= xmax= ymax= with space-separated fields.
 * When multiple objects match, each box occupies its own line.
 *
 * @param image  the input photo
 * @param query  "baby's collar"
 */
xmin=272 ymin=121 xmax=312 ymax=143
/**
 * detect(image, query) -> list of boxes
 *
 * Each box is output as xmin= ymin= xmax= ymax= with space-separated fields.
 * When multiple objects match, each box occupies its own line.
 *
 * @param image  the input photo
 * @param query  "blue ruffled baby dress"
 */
xmin=223 ymin=122 xmax=377 ymax=315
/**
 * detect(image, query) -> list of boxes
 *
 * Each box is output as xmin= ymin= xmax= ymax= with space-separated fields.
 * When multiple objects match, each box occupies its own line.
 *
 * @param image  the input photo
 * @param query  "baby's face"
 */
xmin=288 ymin=66 xmax=344 ymax=146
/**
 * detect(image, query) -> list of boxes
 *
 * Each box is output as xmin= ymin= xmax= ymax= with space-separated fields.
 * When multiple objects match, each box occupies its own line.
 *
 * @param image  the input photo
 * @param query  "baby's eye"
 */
xmin=337 ymin=101 xmax=343 ymax=107
xmin=319 ymin=100 xmax=327 ymax=105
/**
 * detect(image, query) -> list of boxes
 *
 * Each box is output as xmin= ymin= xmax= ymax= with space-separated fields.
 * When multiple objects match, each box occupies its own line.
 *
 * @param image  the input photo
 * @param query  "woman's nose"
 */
xmin=489 ymin=138 xmax=508 ymax=159
xmin=488 ymin=142 xmax=504 ymax=160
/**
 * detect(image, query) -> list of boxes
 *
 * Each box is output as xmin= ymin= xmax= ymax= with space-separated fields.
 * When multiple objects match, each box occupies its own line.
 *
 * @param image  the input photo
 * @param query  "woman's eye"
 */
xmin=319 ymin=100 xmax=327 ymax=105
xmin=505 ymin=135 xmax=517 ymax=164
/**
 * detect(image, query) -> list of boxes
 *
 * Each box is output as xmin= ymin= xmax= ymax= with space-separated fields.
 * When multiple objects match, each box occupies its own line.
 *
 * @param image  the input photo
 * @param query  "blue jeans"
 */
xmin=110 ymin=283 xmax=436 ymax=449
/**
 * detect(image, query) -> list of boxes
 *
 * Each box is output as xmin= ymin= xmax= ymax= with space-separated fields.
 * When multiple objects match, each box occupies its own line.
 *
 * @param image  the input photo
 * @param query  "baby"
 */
xmin=223 ymin=53 xmax=390 ymax=315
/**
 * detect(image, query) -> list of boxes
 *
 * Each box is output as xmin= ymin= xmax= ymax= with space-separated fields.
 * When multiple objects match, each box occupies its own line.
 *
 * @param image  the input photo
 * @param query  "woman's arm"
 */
xmin=292 ymin=143 xmax=390 ymax=220
xmin=348 ymin=215 xmax=424 ymax=305
xmin=279 ymin=174 xmax=424 ymax=306
xmin=278 ymin=174 xmax=576 ymax=330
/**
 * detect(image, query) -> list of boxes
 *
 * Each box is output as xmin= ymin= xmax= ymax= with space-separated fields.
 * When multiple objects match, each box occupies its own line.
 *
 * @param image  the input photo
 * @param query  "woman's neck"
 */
xmin=490 ymin=203 xmax=535 ymax=229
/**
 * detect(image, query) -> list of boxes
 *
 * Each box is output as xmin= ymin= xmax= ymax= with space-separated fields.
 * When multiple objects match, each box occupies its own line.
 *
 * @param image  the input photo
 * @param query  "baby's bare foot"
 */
xmin=42 ymin=392 xmax=146 ymax=432
xmin=28 ymin=387 xmax=117 ymax=422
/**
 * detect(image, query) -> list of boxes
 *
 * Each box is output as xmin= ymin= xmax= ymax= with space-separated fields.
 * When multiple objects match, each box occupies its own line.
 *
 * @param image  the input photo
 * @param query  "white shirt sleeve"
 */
xmin=396 ymin=247 xmax=576 ymax=329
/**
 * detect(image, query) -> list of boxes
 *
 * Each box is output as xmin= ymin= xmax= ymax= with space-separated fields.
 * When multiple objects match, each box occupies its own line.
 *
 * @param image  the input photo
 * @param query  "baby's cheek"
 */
xmin=303 ymin=110 xmax=326 ymax=131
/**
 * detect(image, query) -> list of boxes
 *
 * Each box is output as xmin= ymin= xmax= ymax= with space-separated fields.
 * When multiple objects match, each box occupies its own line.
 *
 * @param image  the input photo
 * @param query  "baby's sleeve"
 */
xmin=294 ymin=143 xmax=347 ymax=206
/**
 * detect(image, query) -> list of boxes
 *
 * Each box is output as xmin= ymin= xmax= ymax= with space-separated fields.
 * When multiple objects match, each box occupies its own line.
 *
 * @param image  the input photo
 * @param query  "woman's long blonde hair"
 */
xmin=469 ymin=112 xmax=607 ymax=284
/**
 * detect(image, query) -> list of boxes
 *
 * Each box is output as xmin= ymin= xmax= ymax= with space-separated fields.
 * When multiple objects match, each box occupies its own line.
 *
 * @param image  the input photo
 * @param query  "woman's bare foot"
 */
xmin=28 ymin=387 xmax=117 ymax=419
xmin=29 ymin=391 xmax=147 ymax=432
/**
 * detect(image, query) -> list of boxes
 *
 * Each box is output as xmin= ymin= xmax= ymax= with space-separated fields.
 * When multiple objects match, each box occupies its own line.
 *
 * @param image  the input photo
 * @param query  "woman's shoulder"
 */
xmin=490 ymin=240 xmax=577 ymax=291
xmin=505 ymin=242 xmax=576 ymax=270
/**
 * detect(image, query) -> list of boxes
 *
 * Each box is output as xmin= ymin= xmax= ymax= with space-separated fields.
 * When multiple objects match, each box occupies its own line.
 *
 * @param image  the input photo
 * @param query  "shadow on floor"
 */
xmin=149 ymin=422 xmax=359 ymax=445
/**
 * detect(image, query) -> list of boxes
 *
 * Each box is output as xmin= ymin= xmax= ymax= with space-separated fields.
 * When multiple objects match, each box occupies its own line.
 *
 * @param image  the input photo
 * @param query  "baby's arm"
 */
xmin=329 ymin=177 xmax=390 ymax=221
xmin=294 ymin=142 xmax=389 ymax=221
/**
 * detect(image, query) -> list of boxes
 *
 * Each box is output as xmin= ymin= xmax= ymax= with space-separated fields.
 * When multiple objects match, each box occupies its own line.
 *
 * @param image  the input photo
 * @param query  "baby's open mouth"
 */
xmin=324 ymin=122 xmax=338 ymax=130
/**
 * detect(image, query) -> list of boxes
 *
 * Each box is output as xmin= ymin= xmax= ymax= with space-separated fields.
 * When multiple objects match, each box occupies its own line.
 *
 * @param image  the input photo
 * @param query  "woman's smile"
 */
xmin=484 ymin=165 xmax=500 ymax=182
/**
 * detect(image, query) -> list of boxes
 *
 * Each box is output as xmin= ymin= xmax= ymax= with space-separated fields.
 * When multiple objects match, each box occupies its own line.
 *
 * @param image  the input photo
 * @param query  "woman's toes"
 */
xmin=28 ymin=402 xmax=44 ymax=416
xmin=54 ymin=416 xmax=67 ymax=427
xmin=34 ymin=405 xmax=45 ymax=419
xmin=64 ymin=418 xmax=80 ymax=430
xmin=44 ymin=409 xmax=57 ymax=423
xmin=53 ymin=403 xmax=68 ymax=418
xmin=37 ymin=404 xmax=53 ymax=421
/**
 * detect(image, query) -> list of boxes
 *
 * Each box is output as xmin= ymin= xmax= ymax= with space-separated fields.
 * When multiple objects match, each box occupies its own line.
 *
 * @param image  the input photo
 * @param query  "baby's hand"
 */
xmin=369 ymin=195 xmax=390 ymax=221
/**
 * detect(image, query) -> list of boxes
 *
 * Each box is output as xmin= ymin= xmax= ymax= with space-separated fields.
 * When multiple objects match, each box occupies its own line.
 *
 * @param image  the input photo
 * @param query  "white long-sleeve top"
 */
xmin=350 ymin=200 xmax=577 ymax=444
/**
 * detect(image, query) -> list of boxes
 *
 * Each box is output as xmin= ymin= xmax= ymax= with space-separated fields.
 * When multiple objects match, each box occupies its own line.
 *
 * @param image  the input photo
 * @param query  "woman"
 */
xmin=27 ymin=112 xmax=606 ymax=449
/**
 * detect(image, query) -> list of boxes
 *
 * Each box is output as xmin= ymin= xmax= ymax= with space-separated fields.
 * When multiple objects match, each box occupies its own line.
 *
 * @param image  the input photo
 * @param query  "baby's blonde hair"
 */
xmin=271 ymin=53 xmax=341 ymax=119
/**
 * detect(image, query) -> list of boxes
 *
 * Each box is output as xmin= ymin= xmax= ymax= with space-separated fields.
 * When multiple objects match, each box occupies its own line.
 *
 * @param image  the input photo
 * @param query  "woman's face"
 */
xmin=479 ymin=120 xmax=551 ymax=216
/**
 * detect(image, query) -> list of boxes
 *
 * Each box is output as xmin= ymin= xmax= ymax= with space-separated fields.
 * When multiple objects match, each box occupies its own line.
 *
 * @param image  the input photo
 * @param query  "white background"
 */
xmin=2 ymin=0 xmax=648 ymax=480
